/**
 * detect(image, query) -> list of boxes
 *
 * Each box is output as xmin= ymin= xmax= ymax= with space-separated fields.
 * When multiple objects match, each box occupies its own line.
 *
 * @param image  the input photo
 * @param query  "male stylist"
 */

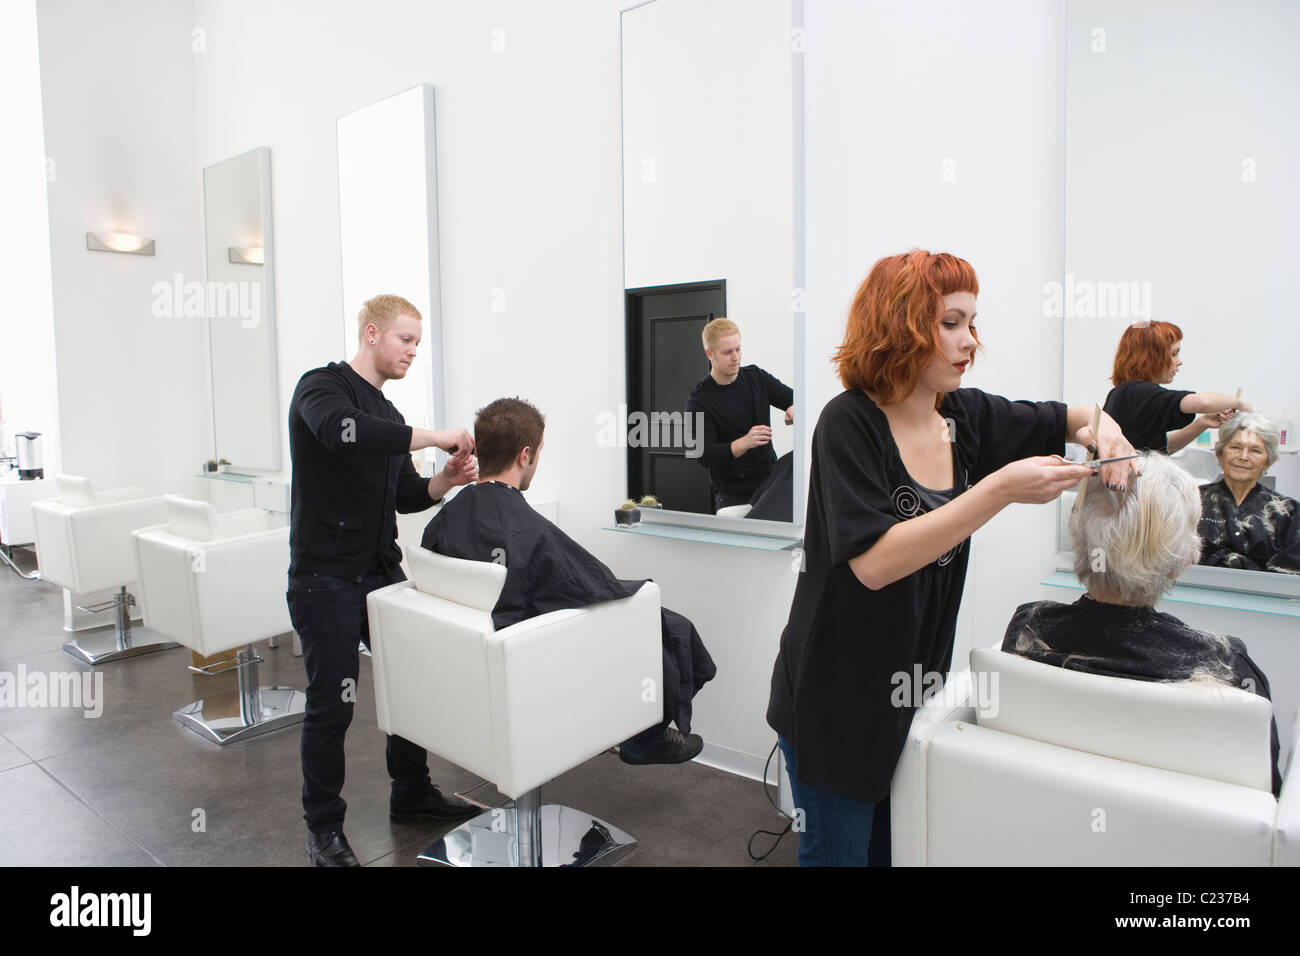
xmin=287 ymin=293 xmax=479 ymax=867
xmin=686 ymin=318 xmax=795 ymax=512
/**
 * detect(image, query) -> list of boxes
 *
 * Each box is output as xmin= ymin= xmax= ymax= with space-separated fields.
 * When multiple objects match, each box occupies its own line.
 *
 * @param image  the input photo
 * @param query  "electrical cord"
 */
xmin=747 ymin=741 xmax=793 ymax=862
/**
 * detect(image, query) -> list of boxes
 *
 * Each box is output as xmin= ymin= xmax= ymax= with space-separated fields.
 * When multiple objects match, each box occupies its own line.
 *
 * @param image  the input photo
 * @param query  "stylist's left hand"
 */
xmin=442 ymin=453 xmax=478 ymax=487
xmin=1074 ymin=411 xmax=1139 ymax=492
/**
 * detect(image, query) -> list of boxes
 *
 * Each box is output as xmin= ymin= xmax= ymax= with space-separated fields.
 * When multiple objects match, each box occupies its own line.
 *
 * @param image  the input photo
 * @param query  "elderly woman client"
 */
xmin=1003 ymin=453 xmax=1281 ymax=796
xmin=1199 ymin=412 xmax=1300 ymax=574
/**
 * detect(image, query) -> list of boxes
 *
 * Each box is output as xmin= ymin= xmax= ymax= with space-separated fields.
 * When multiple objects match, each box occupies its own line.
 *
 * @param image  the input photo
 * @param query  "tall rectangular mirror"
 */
xmin=1058 ymin=0 xmax=1300 ymax=597
xmin=203 ymin=146 xmax=280 ymax=471
xmin=621 ymin=0 xmax=804 ymax=526
xmin=337 ymin=84 xmax=443 ymax=458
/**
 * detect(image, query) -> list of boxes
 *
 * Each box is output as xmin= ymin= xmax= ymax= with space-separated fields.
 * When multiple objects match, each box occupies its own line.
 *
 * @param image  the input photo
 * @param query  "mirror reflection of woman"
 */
xmin=1102 ymin=320 xmax=1250 ymax=454
xmin=1198 ymin=413 xmax=1300 ymax=574
xmin=766 ymin=250 xmax=1137 ymax=867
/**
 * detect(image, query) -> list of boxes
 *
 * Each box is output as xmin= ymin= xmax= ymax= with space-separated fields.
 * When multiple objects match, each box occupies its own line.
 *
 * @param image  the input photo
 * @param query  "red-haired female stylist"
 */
xmin=766 ymin=251 xmax=1138 ymax=867
xmin=1103 ymin=320 xmax=1249 ymax=454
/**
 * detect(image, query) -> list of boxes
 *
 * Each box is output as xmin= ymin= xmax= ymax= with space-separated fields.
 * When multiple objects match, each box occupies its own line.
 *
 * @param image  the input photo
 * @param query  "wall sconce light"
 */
xmin=86 ymin=232 xmax=155 ymax=255
xmin=227 ymin=246 xmax=264 ymax=265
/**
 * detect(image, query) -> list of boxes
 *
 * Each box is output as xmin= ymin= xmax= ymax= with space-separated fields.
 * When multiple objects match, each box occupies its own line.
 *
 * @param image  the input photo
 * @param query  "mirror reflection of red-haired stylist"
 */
xmin=766 ymin=251 xmax=1138 ymax=867
xmin=1103 ymin=320 xmax=1250 ymax=454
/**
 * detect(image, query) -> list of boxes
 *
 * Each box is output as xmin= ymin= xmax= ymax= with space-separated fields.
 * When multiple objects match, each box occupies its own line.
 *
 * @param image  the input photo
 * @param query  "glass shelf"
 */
xmin=194 ymin=471 xmax=260 ymax=484
xmin=1041 ymin=571 xmax=1300 ymax=619
xmin=603 ymin=522 xmax=801 ymax=552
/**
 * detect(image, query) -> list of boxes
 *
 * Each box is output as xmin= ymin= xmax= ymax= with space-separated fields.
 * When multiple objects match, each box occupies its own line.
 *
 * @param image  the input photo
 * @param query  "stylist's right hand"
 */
xmin=992 ymin=456 xmax=1094 ymax=504
xmin=433 ymin=427 xmax=475 ymax=457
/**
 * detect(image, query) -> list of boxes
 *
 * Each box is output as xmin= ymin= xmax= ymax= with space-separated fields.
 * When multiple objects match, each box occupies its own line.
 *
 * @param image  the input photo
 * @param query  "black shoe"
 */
xmin=307 ymin=829 xmax=360 ymax=867
xmin=618 ymin=727 xmax=704 ymax=765
xmin=390 ymin=784 xmax=481 ymax=823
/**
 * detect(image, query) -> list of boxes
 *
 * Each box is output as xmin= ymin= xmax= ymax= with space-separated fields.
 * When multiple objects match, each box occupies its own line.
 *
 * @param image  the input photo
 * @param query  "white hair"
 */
xmin=1215 ymin=412 xmax=1280 ymax=468
xmin=1070 ymin=453 xmax=1201 ymax=605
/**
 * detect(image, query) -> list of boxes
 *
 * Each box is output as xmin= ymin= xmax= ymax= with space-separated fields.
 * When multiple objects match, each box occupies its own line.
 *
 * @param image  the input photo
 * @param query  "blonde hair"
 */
xmin=702 ymin=317 xmax=740 ymax=352
xmin=357 ymin=294 xmax=421 ymax=343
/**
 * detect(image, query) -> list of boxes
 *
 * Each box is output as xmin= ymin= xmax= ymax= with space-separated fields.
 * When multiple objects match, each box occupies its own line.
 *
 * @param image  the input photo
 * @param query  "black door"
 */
xmin=625 ymin=280 xmax=725 ymax=515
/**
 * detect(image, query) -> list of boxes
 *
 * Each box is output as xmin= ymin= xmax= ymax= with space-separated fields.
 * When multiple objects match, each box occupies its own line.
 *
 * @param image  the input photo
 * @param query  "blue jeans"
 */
xmin=778 ymin=737 xmax=890 ymax=867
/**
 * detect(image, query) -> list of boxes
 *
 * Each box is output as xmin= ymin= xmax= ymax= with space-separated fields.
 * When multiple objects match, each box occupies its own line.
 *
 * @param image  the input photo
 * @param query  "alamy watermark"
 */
xmin=595 ymin=405 xmax=704 ymax=459
xmin=1042 ymin=274 xmax=1152 ymax=320
xmin=0 ymin=665 xmax=103 ymax=718
xmin=890 ymin=664 xmax=1000 ymax=719
xmin=151 ymin=273 xmax=262 ymax=328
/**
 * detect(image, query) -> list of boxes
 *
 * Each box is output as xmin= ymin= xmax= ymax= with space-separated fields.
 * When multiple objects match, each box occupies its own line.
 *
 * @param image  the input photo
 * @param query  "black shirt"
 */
xmin=1103 ymin=381 xmax=1194 ymax=453
xmin=1198 ymin=478 xmax=1300 ymax=574
xmin=686 ymin=365 xmax=794 ymax=501
xmin=1003 ymin=595 xmax=1282 ymax=796
xmin=766 ymin=387 xmax=1065 ymax=802
xmin=288 ymin=361 xmax=439 ymax=577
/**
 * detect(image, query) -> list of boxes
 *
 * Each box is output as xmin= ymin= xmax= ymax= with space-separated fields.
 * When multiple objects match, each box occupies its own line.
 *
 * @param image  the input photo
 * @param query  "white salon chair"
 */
xmin=132 ymin=495 xmax=303 ymax=745
xmin=367 ymin=546 xmax=663 ymax=867
xmin=897 ymin=646 xmax=1296 ymax=866
xmin=31 ymin=475 xmax=179 ymax=665
xmin=716 ymin=504 xmax=752 ymax=518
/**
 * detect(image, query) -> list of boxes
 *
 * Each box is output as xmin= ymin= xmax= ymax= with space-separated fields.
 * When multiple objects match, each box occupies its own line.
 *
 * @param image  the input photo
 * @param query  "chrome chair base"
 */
xmin=173 ymin=687 xmax=306 ymax=746
xmin=62 ymin=633 xmax=180 ymax=666
xmin=418 ymin=803 xmax=637 ymax=867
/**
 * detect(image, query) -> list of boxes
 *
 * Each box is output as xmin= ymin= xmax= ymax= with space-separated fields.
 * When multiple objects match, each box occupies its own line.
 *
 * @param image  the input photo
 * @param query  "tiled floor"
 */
xmin=0 ymin=547 xmax=795 ymax=867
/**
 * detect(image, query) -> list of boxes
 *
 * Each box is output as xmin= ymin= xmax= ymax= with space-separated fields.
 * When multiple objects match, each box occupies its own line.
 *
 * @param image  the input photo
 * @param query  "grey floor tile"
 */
xmin=0 ymin=762 xmax=160 ymax=866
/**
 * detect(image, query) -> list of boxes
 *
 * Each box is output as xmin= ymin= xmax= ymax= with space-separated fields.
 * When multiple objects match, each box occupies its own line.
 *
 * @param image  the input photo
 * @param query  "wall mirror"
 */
xmin=203 ymin=146 xmax=280 ymax=471
xmin=337 ymin=84 xmax=443 ymax=468
xmin=620 ymin=0 xmax=804 ymax=528
xmin=1057 ymin=0 xmax=1300 ymax=597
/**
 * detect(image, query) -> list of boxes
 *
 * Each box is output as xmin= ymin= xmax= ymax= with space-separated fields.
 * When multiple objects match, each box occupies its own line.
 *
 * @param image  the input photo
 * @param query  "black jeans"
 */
xmin=287 ymin=565 xmax=431 ymax=834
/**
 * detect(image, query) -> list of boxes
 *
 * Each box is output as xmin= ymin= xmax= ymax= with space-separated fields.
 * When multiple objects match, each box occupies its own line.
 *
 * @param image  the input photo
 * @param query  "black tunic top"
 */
xmin=1198 ymin=479 xmax=1300 ymax=574
xmin=766 ymin=388 xmax=1066 ymax=802
xmin=1102 ymin=381 xmax=1194 ymax=454
xmin=1003 ymin=595 xmax=1282 ymax=796
xmin=686 ymin=365 xmax=794 ymax=501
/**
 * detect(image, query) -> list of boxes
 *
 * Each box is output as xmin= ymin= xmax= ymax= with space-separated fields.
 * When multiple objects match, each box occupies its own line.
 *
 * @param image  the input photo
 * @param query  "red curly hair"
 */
xmin=1110 ymin=321 xmax=1181 ymax=386
xmin=834 ymin=250 xmax=981 ymax=403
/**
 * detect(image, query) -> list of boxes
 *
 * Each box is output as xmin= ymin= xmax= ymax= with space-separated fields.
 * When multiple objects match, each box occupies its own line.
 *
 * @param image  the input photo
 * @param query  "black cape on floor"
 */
xmin=420 ymin=482 xmax=715 ymax=733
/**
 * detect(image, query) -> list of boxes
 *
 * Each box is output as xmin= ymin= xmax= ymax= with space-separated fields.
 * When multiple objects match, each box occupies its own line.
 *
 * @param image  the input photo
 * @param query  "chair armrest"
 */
xmin=216 ymin=508 xmax=273 ymax=538
xmin=95 ymin=486 xmax=144 ymax=504
xmin=1274 ymin=706 xmax=1300 ymax=865
xmin=891 ymin=668 xmax=976 ymax=867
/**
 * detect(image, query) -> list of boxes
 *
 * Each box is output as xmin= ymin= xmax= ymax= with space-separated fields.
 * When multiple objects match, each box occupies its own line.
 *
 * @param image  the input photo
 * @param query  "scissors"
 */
xmin=1080 ymin=454 xmax=1141 ymax=471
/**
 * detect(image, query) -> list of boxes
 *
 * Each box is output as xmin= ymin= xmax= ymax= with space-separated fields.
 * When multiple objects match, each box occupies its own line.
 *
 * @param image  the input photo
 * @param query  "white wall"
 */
xmin=36 ymin=0 xmax=208 ymax=498
xmin=0 ymin=0 xmax=61 ymax=478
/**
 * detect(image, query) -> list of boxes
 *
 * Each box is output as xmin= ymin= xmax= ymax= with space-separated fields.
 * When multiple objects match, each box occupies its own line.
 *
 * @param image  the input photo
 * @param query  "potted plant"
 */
xmin=638 ymin=494 xmax=662 ymax=509
xmin=203 ymin=459 xmax=218 ymax=473
xmin=614 ymin=499 xmax=641 ymax=526
xmin=217 ymin=458 xmax=232 ymax=473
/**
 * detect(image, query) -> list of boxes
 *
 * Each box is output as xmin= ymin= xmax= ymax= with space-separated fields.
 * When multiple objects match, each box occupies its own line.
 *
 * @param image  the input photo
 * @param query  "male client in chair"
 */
xmin=287 ymin=294 xmax=481 ymax=867
xmin=421 ymin=397 xmax=717 ymax=764
xmin=1003 ymin=453 xmax=1282 ymax=796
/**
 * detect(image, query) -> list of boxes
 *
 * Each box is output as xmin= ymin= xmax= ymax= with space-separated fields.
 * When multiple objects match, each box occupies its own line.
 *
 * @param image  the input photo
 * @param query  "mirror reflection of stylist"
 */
xmin=1102 ymin=320 xmax=1249 ymax=453
xmin=766 ymin=250 xmax=1137 ymax=867
xmin=686 ymin=318 xmax=794 ymax=512
xmin=287 ymin=294 xmax=480 ymax=867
